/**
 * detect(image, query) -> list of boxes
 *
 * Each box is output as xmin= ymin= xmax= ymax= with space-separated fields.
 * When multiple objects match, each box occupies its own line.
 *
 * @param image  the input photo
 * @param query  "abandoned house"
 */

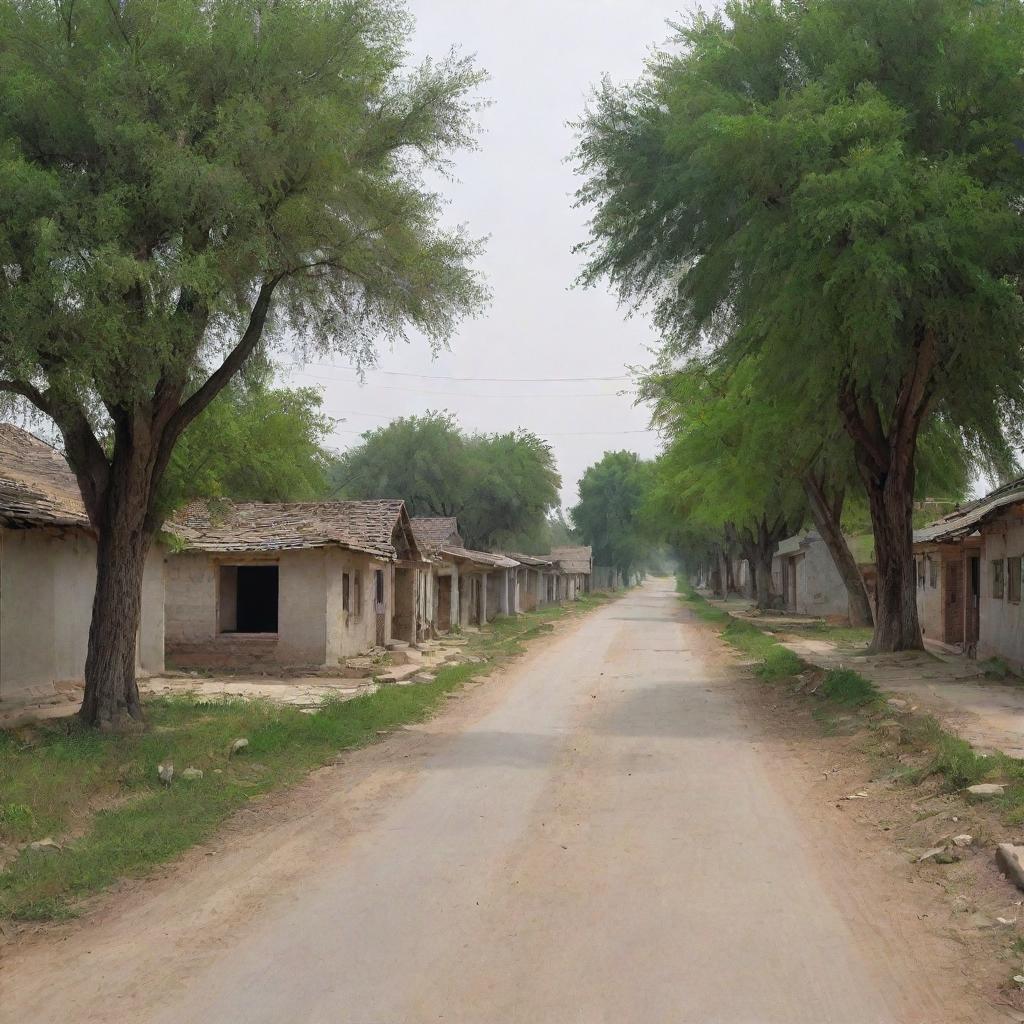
xmin=410 ymin=516 xmax=464 ymax=637
xmin=914 ymin=479 xmax=1024 ymax=663
xmin=506 ymin=553 xmax=555 ymax=612
xmin=771 ymin=531 xmax=874 ymax=622
xmin=164 ymin=499 xmax=425 ymax=669
xmin=436 ymin=545 xmax=520 ymax=626
xmin=550 ymin=546 xmax=593 ymax=601
xmin=0 ymin=424 xmax=165 ymax=705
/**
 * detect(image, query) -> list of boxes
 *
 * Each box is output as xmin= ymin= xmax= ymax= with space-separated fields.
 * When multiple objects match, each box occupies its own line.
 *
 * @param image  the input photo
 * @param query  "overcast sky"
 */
xmin=283 ymin=1 xmax=698 ymax=509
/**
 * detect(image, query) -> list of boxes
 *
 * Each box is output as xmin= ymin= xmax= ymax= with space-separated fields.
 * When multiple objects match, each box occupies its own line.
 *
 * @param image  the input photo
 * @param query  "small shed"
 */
xmin=550 ymin=546 xmax=593 ymax=601
xmin=165 ymin=499 xmax=424 ymax=669
xmin=0 ymin=424 xmax=165 ymax=705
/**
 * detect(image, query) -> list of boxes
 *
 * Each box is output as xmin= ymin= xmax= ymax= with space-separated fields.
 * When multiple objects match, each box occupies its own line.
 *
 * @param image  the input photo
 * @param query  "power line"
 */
xmin=291 ymin=372 xmax=629 ymax=399
xmin=296 ymin=362 xmax=631 ymax=384
xmin=328 ymin=424 xmax=656 ymax=438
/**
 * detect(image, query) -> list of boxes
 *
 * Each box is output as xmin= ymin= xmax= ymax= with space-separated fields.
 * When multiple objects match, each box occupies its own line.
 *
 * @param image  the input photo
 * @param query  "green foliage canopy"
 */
xmin=570 ymin=450 xmax=653 ymax=577
xmin=330 ymin=412 xmax=562 ymax=550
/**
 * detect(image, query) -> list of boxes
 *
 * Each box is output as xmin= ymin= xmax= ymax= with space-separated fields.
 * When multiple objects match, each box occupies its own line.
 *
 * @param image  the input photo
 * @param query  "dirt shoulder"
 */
xmin=700 ymin=613 xmax=1024 ymax=1022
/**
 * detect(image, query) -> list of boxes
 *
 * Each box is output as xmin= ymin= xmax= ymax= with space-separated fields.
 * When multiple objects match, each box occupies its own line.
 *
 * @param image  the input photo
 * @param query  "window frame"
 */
xmin=1010 ymin=557 xmax=1022 ymax=605
xmin=993 ymin=559 xmax=1006 ymax=600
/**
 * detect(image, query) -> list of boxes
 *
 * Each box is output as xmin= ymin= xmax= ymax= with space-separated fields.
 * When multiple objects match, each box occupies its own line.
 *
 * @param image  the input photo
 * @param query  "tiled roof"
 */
xmin=914 ymin=479 xmax=1024 ymax=545
xmin=410 ymin=516 xmax=462 ymax=555
xmin=168 ymin=499 xmax=417 ymax=560
xmin=0 ymin=423 xmax=90 ymax=529
xmin=550 ymin=545 xmax=592 ymax=574
xmin=441 ymin=545 xmax=520 ymax=570
xmin=505 ymin=552 xmax=554 ymax=567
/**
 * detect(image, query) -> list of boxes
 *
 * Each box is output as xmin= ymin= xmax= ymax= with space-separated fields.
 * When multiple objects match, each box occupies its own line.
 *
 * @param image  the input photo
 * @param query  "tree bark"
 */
xmin=861 ymin=458 xmax=921 ymax=652
xmin=802 ymin=473 xmax=874 ymax=628
xmin=713 ymin=544 xmax=728 ymax=599
xmin=838 ymin=328 xmax=934 ymax=652
xmin=733 ymin=515 xmax=789 ymax=612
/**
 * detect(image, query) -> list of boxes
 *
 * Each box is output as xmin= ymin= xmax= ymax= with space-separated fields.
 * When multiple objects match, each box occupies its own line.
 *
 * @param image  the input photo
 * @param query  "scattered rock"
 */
xmin=181 ymin=767 xmax=203 ymax=781
xmin=967 ymin=783 xmax=1004 ymax=799
xmin=998 ymin=916 xmax=1018 ymax=926
xmin=917 ymin=846 xmax=950 ymax=863
xmin=28 ymin=837 xmax=61 ymax=854
xmin=229 ymin=738 xmax=249 ymax=756
xmin=997 ymin=844 xmax=1024 ymax=891
xmin=886 ymin=698 xmax=909 ymax=710
xmin=157 ymin=763 xmax=174 ymax=786
xmin=952 ymin=834 xmax=974 ymax=848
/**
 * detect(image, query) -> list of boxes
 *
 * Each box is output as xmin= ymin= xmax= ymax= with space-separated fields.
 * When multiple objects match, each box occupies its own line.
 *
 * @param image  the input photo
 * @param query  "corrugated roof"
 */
xmin=0 ymin=423 xmax=90 ymax=529
xmin=168 ymin=499 xmax=418 ymax=560
xmin=441 ymin=545 xmax=519 ymax=570
xmin=410 ymin=517 xmax=462 ymax=556
xmin=914 ymin=479 xmax=1024 ymax=544
xmin=550 ymin=545 xmax=592 ymax=574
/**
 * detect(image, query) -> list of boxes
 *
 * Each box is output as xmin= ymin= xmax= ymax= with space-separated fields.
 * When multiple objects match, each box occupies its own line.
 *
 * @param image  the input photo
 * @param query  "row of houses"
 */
xmin=699 ymin=477 xmax=1024 ymax=673
xmin=0 ymin=424 xmax=594 ymax=705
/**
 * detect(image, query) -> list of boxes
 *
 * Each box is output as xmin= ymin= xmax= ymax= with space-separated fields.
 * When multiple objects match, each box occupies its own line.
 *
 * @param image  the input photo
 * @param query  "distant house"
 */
xmin=913 ymin=480 xmax=1024 ymax=662
xmin=440 ymin=545 xmax=520 ymax=625
xmin=506 ymin=553 xmax=555 ymax=611
xmin=0 ymin=424 xmax=165 ymax=705
xmin=164 ymin=499 xmax=425 ymax=669
xmin=771 ymin=531 xmax=874 ymax=622
xmin=410 ymin=516 xmax=463 ymax=636
xmin=550 ymin=546 xmax=593 ymax=600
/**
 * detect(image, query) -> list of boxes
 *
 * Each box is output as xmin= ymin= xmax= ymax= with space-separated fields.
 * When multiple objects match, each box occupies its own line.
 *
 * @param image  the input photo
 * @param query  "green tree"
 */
xmin=570 ymin=451 xmax=653 ymax=581
xmin=643 ymin=360 xmax=805 ymax=610
xmin=0 ymin=0 xmax=487 ymax=726
xmin=575 ymin=0 xmax=1024 ymax=650
xmin=331 ymin=413 xmax=561 ymax=549
xmin=161 ymin=363 xmax=332 ymax=510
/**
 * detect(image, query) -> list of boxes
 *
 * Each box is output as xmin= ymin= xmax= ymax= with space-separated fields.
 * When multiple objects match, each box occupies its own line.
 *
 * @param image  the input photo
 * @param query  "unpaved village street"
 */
xmin=1 ymin=581 xmax=995 ymax=1023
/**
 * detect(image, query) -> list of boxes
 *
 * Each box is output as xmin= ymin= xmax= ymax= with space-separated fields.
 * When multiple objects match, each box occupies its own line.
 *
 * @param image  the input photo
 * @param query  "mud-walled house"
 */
xmin=0 ymin=424 xmax=164 ymax=706
xmin=164 ymin=499 xmax=425 ymax=670
xmin=410 ymin=516 xmax=464 ymax=637
xmin=551 ymin=546 xmax=593 ymax=601
xmin=913 ymin=481 xmax=1024 ymax=662
xmin=506 ymin=553 xmax=555 ymax=611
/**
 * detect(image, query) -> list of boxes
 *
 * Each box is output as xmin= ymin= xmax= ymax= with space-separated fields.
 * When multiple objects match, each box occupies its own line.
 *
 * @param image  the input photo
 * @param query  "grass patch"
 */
xmin=0 ymin=597 xmax=612 ymax=922
xmin=778 ymin=621 xmax=874 ymax=650
xmin=819 ymin=668 xmax=881 ymax=709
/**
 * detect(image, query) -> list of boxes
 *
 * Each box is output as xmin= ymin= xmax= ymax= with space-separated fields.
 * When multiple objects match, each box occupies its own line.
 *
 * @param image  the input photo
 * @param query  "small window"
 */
xmin=929 ymin=557 xmax=938 ymax=589
xmin=1010 ymin=557 xmax=1022 ymax=604
xmin=342 ymin=573 xmax=351 ymax=613
xmin=993 ymin=559 xmax=1005 ymax=600
xmin=353 ymin=569 xmax=363 ymax=617
xmin=374 ymin=569 xmax=385 ymax=609
xmin=917 ymin=558 xmax=926 ymax=589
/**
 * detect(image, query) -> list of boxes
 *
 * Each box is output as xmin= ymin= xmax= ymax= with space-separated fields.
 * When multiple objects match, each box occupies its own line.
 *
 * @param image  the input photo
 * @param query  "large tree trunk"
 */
xmin=738 ymin=515 xmax=789 ymax=612
xmin=838 ymin=329 xmax=934 ymax=653
xmin=78 ymin=429 xmax=159 ymax=728
xmin=79 ymin=521 xmax=152 ymax=727
xmin=802 ymin=473 xmax=873 ymax=628
xmin=862 ymin=460 xmax=922 ymax=652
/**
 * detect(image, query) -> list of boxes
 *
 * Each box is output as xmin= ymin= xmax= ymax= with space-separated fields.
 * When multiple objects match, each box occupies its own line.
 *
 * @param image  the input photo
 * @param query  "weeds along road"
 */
xmin=2 ymin=579 xmax=989 ymax=1023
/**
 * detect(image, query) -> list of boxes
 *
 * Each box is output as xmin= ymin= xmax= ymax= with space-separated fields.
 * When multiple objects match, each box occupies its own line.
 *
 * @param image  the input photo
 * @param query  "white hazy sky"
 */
xmin=283 ymin=1 xmax=699 ymax=509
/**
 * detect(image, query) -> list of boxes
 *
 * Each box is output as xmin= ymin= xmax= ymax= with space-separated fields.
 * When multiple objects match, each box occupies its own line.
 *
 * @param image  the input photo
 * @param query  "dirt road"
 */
xmin=1 ymin=580 xmax=997 ymax=1023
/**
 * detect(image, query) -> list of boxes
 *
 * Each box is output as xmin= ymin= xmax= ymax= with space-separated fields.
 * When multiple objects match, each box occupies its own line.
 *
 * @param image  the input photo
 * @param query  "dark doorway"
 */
xmin=967 ymin=555 xmax=981 ymax=650
xmin=235 ymin=565 xmax=279 ymax=633
xmin=944 ymin=560 xmax=963 ymax=645
xmin=437 ymin=575 xmax=452 ymax=632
